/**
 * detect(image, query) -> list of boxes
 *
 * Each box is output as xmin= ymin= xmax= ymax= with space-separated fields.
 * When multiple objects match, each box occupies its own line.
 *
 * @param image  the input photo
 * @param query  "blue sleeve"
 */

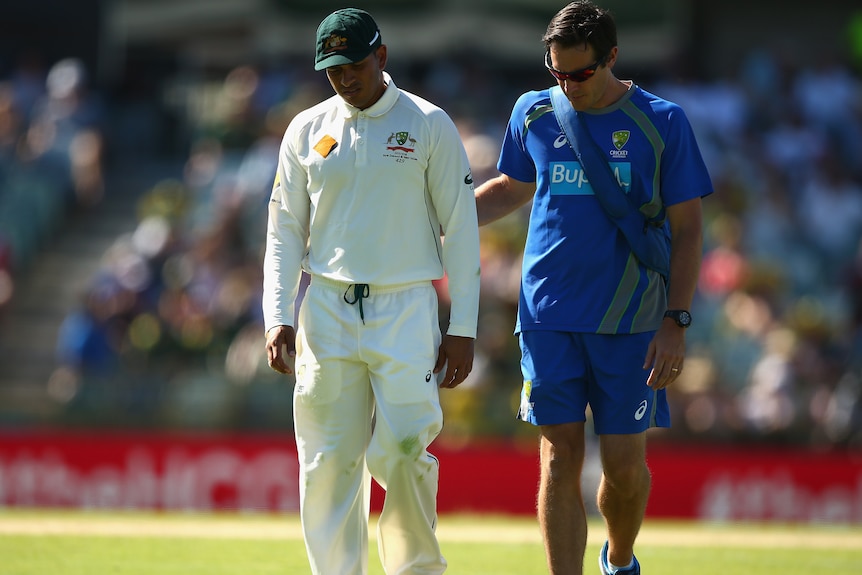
xmin=658 ymin=104 xmax=713 ymax=205
xmin=497 ymin=92 xmax=541 ymax=184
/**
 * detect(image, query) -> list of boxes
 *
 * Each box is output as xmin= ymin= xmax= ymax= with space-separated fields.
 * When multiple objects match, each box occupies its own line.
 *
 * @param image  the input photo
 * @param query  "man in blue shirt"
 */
xmin=475 ymin=2 xmax=713 ymax=574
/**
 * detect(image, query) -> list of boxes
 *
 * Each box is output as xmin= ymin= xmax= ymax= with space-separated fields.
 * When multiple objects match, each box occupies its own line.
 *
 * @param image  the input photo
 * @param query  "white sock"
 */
xmin=608 ymin=558 xmax=634 ymax=573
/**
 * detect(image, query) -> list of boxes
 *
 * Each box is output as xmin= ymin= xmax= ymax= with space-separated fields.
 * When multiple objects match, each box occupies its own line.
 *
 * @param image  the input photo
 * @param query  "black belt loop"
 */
xmin=343 ymin=283 xmax=370 ymax=324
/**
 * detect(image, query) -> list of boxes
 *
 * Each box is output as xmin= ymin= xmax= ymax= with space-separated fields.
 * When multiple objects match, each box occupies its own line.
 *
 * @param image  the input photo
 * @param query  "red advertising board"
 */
xmin=1 ymin=431 xmax=860 ymax=523
xmin=646 ymin=443 xmax=862 ymax=523
xmin=0 ymin=432 xmax=301 ymax=511
xmin=0 ymin=431 xmax=540 ymax=515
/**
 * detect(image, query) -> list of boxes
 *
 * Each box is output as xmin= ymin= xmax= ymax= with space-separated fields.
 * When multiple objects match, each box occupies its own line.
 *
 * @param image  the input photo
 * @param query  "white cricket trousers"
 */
xmin=293 ymin=275 xmax=446 ymax=575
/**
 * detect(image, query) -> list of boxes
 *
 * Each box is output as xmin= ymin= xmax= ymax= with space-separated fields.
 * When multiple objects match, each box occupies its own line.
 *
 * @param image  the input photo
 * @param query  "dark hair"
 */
xmin=542 ymin=1 xmax=617 ymax=63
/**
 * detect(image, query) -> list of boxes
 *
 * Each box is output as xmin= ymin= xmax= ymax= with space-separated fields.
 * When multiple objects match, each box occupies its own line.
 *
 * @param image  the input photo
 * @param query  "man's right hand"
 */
xmin=265 ymin=325 xmax=296 ymax=375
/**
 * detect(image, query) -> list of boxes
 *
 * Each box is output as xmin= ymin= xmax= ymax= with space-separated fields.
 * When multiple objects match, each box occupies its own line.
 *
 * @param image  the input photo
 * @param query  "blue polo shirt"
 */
xmin=498 ymin=85 xmax=713 ymax=334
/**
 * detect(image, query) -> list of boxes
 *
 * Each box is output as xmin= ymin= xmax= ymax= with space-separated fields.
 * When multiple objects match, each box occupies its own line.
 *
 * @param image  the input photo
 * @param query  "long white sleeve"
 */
xmin=261 ymin=76 xmax=480 ymax=337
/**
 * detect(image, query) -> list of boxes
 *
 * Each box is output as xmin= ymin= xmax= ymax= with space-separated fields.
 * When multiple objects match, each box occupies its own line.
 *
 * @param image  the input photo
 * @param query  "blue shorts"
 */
xmin=517 ymin=330 xmax=670 ymax=434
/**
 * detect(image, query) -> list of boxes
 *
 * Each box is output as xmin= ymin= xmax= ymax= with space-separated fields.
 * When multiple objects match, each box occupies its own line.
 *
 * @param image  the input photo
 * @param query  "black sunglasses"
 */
xmin=544 ymin=50 xmax=604 ymax=83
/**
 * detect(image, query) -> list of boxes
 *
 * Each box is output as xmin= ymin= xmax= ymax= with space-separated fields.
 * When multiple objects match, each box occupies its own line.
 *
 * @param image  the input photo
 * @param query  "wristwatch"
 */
xmin=664 ymin=309 xmax=692 ymax=328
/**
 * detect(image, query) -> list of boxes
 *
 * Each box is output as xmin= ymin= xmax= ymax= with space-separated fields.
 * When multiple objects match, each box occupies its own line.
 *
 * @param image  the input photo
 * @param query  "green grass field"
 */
xmin=0 ymin=509 xmax=859 ymax=574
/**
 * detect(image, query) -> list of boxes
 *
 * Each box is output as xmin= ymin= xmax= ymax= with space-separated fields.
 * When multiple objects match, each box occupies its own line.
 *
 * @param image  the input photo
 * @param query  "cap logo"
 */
xmin=367 ymin=31 xmax=380 ymax=46
xmin=323 ymin=34 xmax=349 ymax=54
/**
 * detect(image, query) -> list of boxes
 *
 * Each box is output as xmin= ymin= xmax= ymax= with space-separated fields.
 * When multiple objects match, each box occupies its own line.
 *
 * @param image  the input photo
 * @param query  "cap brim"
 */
xmin=315 ymin=54 xmax=359 ymax=71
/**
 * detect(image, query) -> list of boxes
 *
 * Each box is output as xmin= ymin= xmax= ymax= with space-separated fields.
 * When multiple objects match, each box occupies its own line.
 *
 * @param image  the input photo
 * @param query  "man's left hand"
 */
xmin=435 ymin=335 xmax=475 ymax=389
xmin=644 ymin=323 xmax=686 ymax=390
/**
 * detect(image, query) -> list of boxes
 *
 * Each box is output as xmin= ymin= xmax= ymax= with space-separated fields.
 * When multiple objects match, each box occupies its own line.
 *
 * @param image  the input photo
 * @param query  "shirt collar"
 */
xmin=338 ymin=72 xmax=399 ymax=118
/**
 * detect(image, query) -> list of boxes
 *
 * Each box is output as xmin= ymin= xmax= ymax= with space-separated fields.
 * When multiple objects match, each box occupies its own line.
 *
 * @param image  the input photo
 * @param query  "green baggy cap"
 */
xmin=315 ymin=8 xmax=382 ymax=71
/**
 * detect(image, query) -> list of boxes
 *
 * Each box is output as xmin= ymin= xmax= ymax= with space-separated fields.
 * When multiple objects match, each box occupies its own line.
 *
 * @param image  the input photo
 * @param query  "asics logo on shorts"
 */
xmin=634 ymin=400 xmax=648 ymax=421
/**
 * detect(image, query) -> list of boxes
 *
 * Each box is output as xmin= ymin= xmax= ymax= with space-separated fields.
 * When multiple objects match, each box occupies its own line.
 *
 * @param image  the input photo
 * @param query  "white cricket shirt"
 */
xmin=262 ymin=73 xmax=480 ymax=338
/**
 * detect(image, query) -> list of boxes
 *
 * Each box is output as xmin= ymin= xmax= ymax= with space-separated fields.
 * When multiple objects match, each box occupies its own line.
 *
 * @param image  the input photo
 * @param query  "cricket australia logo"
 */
xmin=384 ymin=131 xmax=418 ymax=162
xmin=386 ymin=131 xmax=416 ymax=152
xmin=610 ymin=130 xmax=630 ymax=158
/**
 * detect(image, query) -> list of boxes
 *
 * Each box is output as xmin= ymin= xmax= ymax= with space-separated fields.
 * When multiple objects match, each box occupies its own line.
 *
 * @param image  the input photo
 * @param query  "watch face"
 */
xmin=666 ymin=310 xmax=692 ymax=327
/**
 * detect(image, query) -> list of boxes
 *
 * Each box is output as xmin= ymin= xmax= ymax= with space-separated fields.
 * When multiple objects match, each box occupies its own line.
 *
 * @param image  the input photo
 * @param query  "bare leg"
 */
xmin=538 ymin=422 xmax=587 ymax=575
xmin=597 ymin=433 xmax=650 ymax=568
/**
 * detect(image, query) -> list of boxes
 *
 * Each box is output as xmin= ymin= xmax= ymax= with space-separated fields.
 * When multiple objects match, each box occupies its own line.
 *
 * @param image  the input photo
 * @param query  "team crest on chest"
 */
xmin=387 ymin=131 xmax=416 ymax=151
xmin=383 ymin=130 xmax=418 ymax=162
xmin=610 ymin=130 xmax=630 ymax=158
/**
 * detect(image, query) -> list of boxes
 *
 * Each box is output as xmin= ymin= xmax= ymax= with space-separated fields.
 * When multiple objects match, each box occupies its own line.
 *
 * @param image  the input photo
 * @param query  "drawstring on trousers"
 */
xmin=343 ymin=283 xmax=370 ymax=324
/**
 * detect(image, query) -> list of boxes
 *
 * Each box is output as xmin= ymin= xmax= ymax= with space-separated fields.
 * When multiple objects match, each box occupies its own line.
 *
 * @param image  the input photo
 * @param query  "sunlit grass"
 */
xmin=0 ymin=510 xmax=859 ymax=574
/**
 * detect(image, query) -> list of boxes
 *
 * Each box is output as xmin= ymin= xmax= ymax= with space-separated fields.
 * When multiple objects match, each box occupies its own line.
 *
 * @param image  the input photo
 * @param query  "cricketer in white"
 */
xmin=262 ymin=72 xmax=480 ymax=340
xmin=261 ymin=9 xmax=480 ymax=574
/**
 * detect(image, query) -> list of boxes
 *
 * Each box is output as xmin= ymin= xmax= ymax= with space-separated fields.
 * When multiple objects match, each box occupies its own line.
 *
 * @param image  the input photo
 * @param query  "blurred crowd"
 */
xmin=652 ymin=51 xmax=862 ymax=448
xmin=1 ymin=45 xmax=862 ymax=447
xmin=0 ymin=55 xmax=106 ymax=309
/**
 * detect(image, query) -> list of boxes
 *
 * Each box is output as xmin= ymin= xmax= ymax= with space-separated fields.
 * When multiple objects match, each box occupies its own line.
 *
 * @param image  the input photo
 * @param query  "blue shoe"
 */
xmin=599 ymin=540 xmax=641 ymax=575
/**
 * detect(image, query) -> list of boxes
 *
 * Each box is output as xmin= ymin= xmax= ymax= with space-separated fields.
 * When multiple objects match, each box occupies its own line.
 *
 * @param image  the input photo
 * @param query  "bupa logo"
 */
xmin=549 ymin=161 xmax=591 ymax=195
xmin=548 ymin=161 xmax=632 ymax=195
